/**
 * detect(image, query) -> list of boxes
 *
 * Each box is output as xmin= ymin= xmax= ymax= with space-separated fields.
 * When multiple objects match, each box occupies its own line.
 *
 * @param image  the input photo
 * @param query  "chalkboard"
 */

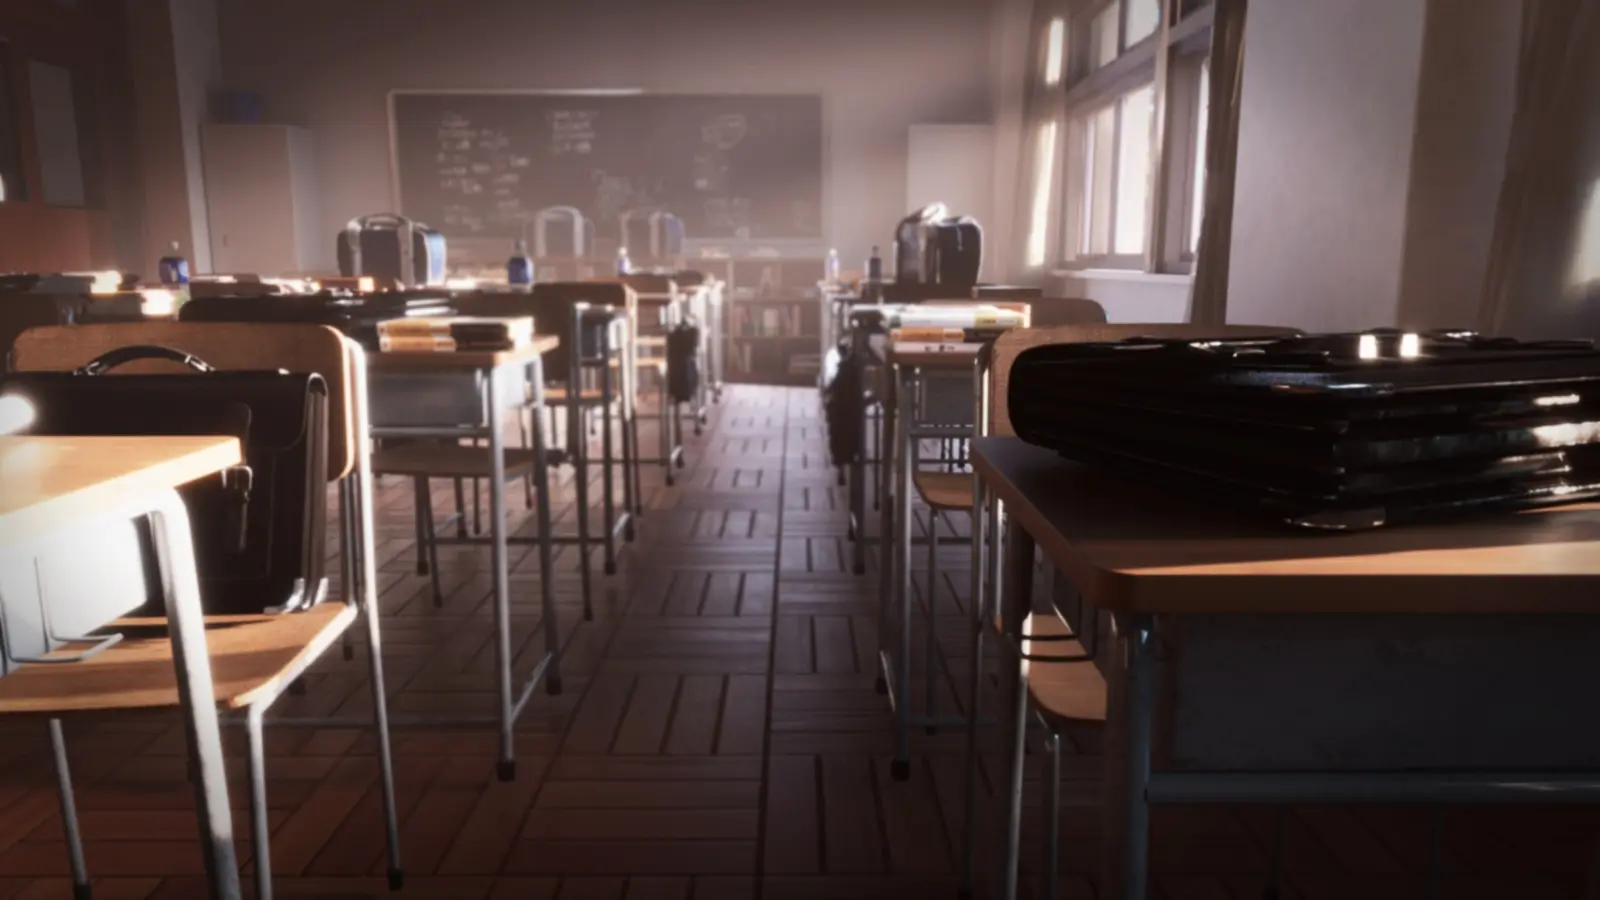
xmin=390 ymin=92 xmax=824 ymax=243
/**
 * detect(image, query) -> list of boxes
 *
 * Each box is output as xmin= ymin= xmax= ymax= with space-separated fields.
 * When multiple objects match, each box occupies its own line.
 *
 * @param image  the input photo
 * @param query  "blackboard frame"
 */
xmin=385 ymin=88 xmax=829 ymax=246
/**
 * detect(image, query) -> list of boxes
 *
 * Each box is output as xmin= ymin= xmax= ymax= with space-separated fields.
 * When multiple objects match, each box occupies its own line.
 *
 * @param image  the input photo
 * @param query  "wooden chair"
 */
xmin=962 ymin=321 xmax=1302 ymax=900
xmin=4 ymin=321 xmax=402 ymax=900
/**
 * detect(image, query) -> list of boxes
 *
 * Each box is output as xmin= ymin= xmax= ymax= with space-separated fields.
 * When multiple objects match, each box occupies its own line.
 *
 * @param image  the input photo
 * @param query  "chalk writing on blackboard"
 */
xmin=548 ymin=110 xmax=598 ymax=156
xmin=701 ymin=114 xmax=747 ymax=150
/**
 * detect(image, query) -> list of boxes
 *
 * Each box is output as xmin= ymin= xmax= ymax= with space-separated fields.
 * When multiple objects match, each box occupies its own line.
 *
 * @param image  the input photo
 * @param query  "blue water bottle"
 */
xmin=826 ymin=248 xmax=841 ymax=284
xmin=507 ymin=239 xmax=533 ymax=287
xmin=616 ymin=246 xmax=631 ymax=276
xmin=157 ymin=240 xmax=190 ymax=286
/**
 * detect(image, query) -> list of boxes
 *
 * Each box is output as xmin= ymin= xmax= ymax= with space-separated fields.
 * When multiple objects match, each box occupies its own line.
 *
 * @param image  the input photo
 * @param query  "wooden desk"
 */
xmin=366 ymin=339 xmax=563 ymax=780
xmin=968 ymin=436 xmax=1600 ymax=900
xmin=0 ymin=435 xmax=244 ymax=899
xmin=0 ymin=435 xmax=240 ymax=548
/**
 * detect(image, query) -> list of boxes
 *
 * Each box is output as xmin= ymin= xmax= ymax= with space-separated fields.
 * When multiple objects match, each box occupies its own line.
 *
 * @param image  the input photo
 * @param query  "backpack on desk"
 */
xmin=1 ymin=345 xmax=330 ymax=616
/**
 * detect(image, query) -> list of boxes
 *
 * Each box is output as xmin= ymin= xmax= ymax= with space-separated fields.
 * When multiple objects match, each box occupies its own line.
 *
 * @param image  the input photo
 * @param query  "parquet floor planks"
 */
xmin=0 ymin=386 xmax=1596 ymax=898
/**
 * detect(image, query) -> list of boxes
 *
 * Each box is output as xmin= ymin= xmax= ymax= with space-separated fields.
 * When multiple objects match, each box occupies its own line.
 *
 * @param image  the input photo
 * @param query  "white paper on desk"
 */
xmin=891 ymin=305 xmax=1025 ymax=330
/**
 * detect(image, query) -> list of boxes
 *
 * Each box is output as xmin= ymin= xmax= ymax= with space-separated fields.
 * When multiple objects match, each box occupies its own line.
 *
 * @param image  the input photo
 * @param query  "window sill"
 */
xmin=1053 ymin=268 xmax=1193 ymax=285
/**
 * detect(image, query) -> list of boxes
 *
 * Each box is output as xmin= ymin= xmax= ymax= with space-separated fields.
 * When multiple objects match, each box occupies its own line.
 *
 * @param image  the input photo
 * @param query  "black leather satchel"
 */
xmin=0 ymin=345 xmax=330 ymax=614
xmin=667 ymin=322 xmax=702 ymax=404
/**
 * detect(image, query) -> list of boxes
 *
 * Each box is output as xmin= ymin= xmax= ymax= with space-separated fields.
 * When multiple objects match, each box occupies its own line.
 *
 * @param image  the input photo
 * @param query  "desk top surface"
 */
xmin=0 ymin=436 xmax=241 ymax=548
xmin=367 ymin=334 xmax=560 ymax=371
xmin=889 ymin=341 xmax=981 ymax=369
xmin=970 ymin=436 xmax=1600 ymax=615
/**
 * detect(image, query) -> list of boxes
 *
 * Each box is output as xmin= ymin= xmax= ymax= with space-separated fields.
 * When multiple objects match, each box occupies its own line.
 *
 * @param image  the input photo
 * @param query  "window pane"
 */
xmin=1090 ymin=3 xmax=1119 ymax=69
xmin=1043 ymin=17 xmax=1066 ymax=86
xmin=0 ymin=44 xmax=26 ymax=203
xmin=1026 ymin=121 xmax=1059 ymax=267
xmin=1190 ymin=60 xmax=1210 ymax=255
xmin=1114 ymin=85 xmax=1154 ymax=255
xmin=29 ymin=61 xmax=87 ymax=207
xmin=1125 ymin=0 xmax=1161 ymax=47
xmin=1084 ymin=105 xmax=1115 ymax=255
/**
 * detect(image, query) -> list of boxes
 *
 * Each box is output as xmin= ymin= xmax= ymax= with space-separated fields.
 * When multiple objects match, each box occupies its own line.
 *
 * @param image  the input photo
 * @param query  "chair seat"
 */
xmin=914 ymin=471 xmax=974 ymax=511
xmin=0 ymin=603 xmax=356 ymax=713
xmin=372 ymin=442 xmax=540 ymax=479
xmin=993 ymin=611 xmax=1107 ymax=725
xmin=543 ymin=384 xmax=609 ymax=404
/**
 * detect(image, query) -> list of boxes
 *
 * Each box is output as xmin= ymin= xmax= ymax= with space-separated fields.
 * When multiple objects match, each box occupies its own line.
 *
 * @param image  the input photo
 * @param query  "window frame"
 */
xmin=1038 ymin=0 xmax=1216 ymax=276
xmin=1018 ymin=0 xmax=1071 ymax=272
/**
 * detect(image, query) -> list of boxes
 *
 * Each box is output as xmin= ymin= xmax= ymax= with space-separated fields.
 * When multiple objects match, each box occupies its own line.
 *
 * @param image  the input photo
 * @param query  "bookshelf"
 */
xmin=699 ymin=254 xmax=825 ymax=387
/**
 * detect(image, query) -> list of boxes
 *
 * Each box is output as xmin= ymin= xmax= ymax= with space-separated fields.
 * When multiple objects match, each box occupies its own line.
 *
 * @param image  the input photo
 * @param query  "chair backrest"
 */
xmin=989 ymin=323 xmax=1301 ymax=437
xmin=11 ymin=322 xmax=358 ymax=480
xmin=1032 ymin=297 xmax=1108 ymax=327
xmin=0 ymin=294 xmax=79 ymax=368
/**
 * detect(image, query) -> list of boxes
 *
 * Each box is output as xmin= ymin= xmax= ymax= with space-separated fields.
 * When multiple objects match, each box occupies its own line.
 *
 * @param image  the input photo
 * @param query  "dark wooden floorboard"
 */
xmin=0 ymin=386 xmax=1596 ymax=898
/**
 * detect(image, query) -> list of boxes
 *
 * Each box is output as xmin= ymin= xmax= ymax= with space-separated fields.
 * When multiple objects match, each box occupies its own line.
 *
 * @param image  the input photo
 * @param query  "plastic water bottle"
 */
xmin=826 ymin=248 xmax=841 ymax=284
xmin=616 ymin=246 xmax=631 ymax=276
xmin=157 ymin=240 xmax=190 ymax=286
xmin=507 ymin=238 xmax=533 ymax=287
xmin=866 ymin=246 xmax=883 ymax=282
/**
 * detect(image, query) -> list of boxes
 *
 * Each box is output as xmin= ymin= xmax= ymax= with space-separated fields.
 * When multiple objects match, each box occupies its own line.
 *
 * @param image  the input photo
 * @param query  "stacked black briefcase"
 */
xmin=1007 ymin=330 xmax=1600 ymax=530
xmin=180 ymin=290 xmax=456 ymax=351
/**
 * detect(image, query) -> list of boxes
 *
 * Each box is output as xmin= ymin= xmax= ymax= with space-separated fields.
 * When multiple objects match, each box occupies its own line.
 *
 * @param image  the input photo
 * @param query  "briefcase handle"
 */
xmin=76 ymin=345 xmax=216 ymax=376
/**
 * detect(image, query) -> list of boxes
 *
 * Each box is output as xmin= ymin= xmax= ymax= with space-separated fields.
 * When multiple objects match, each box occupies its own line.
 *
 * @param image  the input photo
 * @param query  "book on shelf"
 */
xmin=377 ymin=315 xmax=535 ymax=352
xmin=894 ymin=304 xmax=1028 ymax=331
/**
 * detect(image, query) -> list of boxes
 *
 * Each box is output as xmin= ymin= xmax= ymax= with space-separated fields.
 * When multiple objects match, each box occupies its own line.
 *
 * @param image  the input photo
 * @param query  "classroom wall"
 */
xmin=1048 ymin=0 xmax=1521 ymax=331
xmin=1227 ymin=0 xmax=1430 ymax=332
xmin=125 ymin=0 xmax=221 ymax=275
xmin=215 ymin=0 xmax=994 ymax=272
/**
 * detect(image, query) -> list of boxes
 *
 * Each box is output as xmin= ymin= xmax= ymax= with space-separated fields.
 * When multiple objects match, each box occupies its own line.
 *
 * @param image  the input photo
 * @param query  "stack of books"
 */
xmin=377 ymin=316 xmax=535 ymax=354
xmin=888 ymin=304 xmax=1029 ymax=343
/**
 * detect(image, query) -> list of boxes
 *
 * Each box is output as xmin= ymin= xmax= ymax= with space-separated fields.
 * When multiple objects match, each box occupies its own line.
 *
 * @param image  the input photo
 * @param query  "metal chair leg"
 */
xmin=49 ymin=719 xmax=92 ymax=900
xmin=924 ymin=509 xmax=940 ymax=734
xmin=246 ymin=707 xmax=272 ymax=900
xmin=415 ymin=477 xmax=443 ymax=606
xmin=1263 ymin=807 xmax=1288 ymax=900
xmin=452 ymin=476 xmax=468 ymax=539
xmin=959 ymin=481 xmax=989 ymax=900
xmin=600 ymin=374 xmax=619 ymax=573
xmin=412 ymin=471 xmax=429 ymax=577
xmin=1044 ymin=729 xmax=1061 ymax=900
xmin=571 ymin=402 xmax=594 ymax=622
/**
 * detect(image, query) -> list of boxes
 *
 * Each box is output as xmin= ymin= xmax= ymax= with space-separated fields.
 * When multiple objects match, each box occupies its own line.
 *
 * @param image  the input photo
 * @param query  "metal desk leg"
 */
xmin=570 ymin=376 xmax=594 ymax=622
xmin=48 ymin=719 xmax=90 ymax=900
xmin=148 ymin=489 xmax=243 ymax=900
xmin=959 ymin=478 xmax=990 ymax=899
xmin=530 ymin=372 xmax=564 ymax=702
xmin=601 ymin=341 xmax=620 ymax=572
xmin=999 ymin=520 xmax=1036 ymax=900
xmin=892 ymin=364 xmax=915 ymax=781
xmin=246 ymin=706 xmax=272 ymax=900
xmin=1119 ymin=613 xmax=1156 ymax=900
xmin=486 ymin=371 xmax=518 ymax=781
xmin=875 ymin=377 xmax=897 ymax=695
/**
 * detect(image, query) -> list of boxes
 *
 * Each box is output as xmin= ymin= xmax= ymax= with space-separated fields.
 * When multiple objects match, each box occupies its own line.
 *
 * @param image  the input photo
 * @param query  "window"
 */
xmin=1089 ymin=5 xmax=1118 ymax=69
xmin=1043 ymin=18 xmax=1067 ymax=87
xmin=1026 ymin=121 xmax=1060 ymax=268
xmin=1189 ymin=60 xmax=1210 ymax=255
xmin=1125 ymin=0 xmax=1161 ymax=47
xmin=1027 ymin=0 xmax=1214 ymax=273
xmin=0 ymin=42 xmax=25 ymax=203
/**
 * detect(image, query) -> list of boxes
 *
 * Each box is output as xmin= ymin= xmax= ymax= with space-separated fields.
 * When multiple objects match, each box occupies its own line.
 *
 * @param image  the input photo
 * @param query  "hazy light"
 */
xmin=1358 ymin=334 xmax=1378 ymax=359
xmin=1535 ymin=394 xmax=1581 ymax=407
xmin=358 ymin=276 xmax=375 ymax=293
xmin=0 ymin=395 xmax=35 ymax=436
xmin=1026 ymin=121 xmax=1058 ymax=268
xmin=140 ymin=289 xmax=176 ymax=316
xmin=1570 ymin=179 xmax=1600 ymax=289
xmin=1399 ymin=333 xmax=1420 ymax=358
xmin=1043 ymin=18 xmax=1066 ymax=87
xmin=445 ymin=277 xmax=480 ymax=290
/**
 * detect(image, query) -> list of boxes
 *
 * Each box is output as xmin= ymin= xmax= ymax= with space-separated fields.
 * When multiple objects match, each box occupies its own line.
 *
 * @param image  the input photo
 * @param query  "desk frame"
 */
xmin=967 ymin=437 xmax=1600 ymax=900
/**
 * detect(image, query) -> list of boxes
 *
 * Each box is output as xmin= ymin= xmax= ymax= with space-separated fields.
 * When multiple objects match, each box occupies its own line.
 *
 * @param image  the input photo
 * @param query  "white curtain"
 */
xmin=1477 ymin=0 xmax=1600 ymax=338
xmin=1188 ymin=0 xmax=1247 ymax=326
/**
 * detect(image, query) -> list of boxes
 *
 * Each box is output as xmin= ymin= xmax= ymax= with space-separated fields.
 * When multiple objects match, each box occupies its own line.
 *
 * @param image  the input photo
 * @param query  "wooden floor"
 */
xmin=1 ymin=385 xmax=1598 ymax=899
